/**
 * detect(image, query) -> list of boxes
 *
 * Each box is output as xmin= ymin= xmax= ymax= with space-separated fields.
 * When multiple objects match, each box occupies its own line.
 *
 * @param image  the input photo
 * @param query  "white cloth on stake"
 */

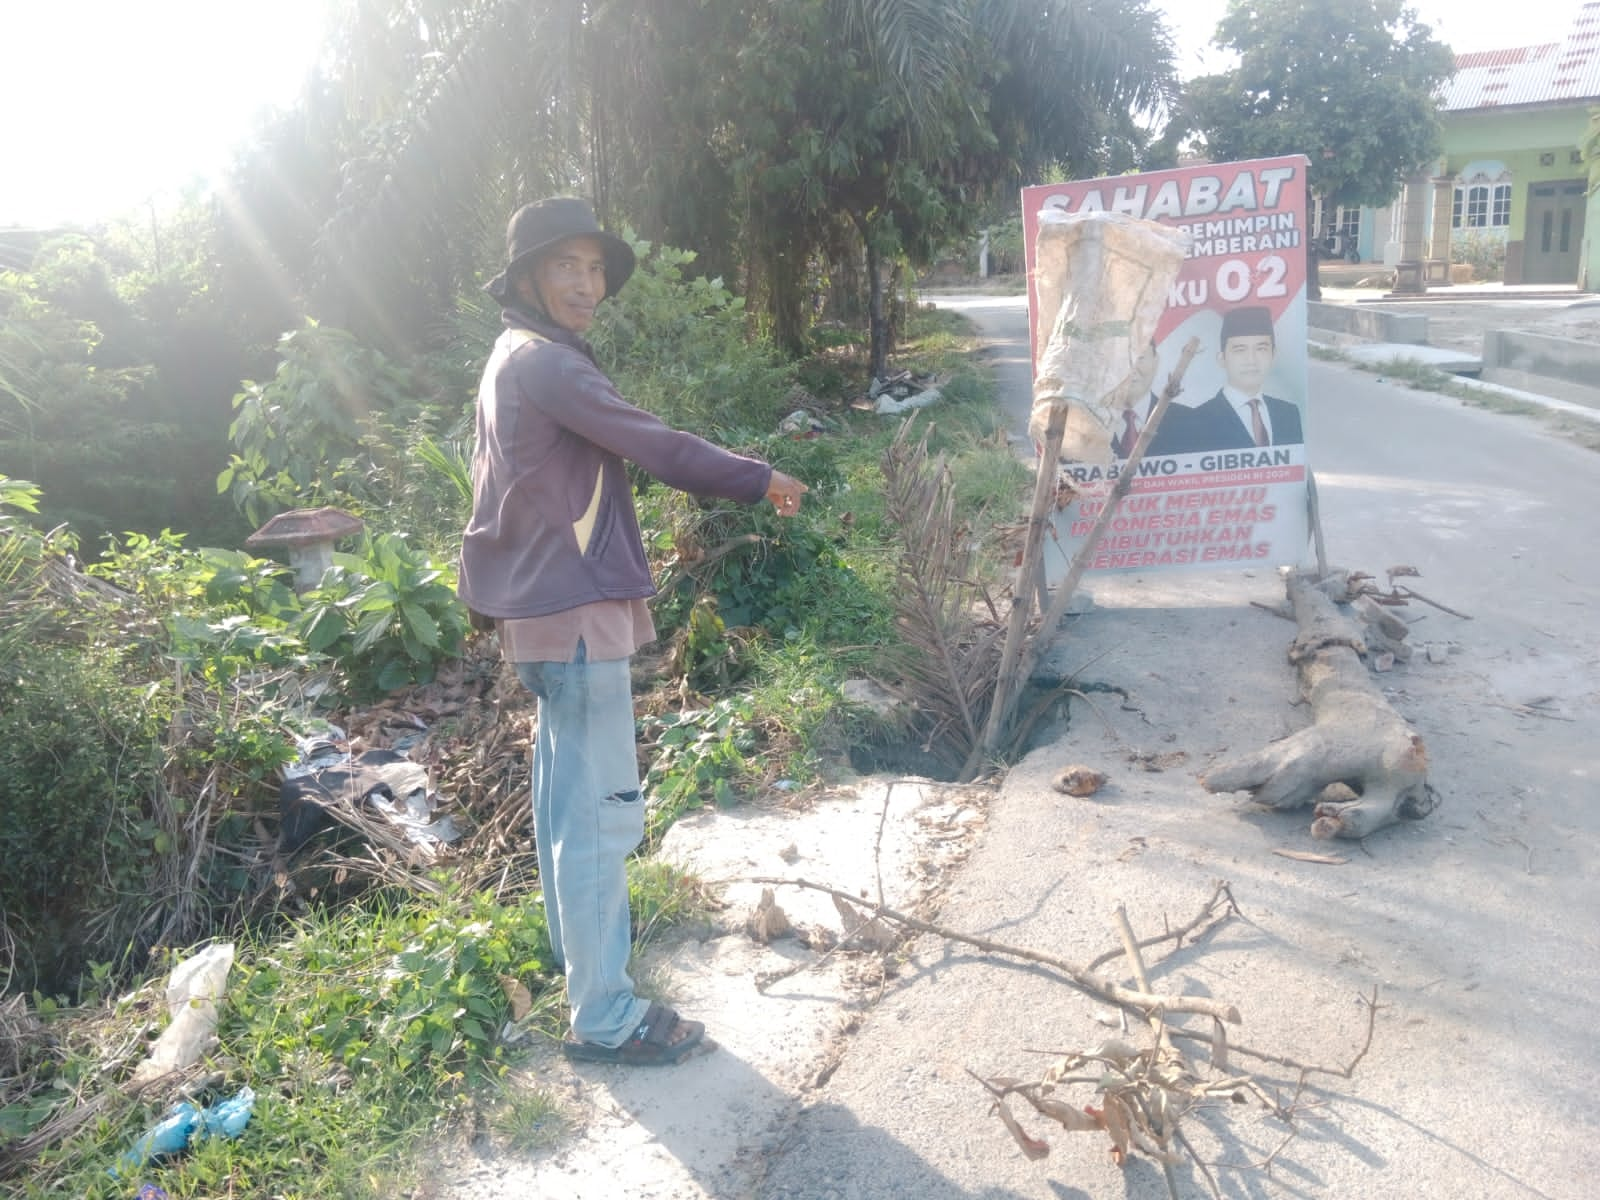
xmin=1030 ymin=210 xmax=1192 ymax=464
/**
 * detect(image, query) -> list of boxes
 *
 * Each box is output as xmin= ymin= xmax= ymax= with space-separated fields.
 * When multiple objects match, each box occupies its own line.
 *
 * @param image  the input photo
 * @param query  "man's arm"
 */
xmin=525 ymin=346 xmax=773 ymax=502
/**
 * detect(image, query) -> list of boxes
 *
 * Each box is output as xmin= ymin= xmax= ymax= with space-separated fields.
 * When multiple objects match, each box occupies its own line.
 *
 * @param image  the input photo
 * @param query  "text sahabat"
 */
xmin=1040 ymin=166 xmax=1298 ymax=223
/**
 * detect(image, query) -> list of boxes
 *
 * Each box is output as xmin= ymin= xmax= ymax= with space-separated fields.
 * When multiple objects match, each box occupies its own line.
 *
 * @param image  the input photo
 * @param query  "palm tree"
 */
xmin=231 ymin=0 xmax=1175 ymax=367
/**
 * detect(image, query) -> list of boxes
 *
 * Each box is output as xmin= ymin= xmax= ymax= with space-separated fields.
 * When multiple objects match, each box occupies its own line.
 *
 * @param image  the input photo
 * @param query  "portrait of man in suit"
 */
xmin=1110 ymin=342 xmax=1159 ymax=459
xmin=1147 ymin=306 xmax=1303 ymax=455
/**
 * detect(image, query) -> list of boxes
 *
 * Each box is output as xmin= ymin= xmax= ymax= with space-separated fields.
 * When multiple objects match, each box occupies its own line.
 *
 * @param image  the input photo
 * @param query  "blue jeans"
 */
xmin=516 ymin=645 xmax=649 ymax=1047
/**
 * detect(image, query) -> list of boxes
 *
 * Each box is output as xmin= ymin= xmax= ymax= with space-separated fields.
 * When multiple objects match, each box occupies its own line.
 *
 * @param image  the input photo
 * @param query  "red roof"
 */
xmin=1440 ymin=3 xmax=1600 ymax=109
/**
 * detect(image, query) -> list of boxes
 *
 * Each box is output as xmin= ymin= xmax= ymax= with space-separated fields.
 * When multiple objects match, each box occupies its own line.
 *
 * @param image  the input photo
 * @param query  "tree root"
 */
xmin=1203 ymin=570 xmax=1440 ymax=839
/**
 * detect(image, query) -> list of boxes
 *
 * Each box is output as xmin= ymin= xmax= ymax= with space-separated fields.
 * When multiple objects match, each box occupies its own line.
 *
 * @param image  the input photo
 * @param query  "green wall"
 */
xmin=1441 ymin=104 xmax=1599 ymax=286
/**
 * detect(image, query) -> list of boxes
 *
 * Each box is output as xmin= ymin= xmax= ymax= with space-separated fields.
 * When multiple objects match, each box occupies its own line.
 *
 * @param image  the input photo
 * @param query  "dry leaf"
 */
xmin=993 ymin=1097 xmax=1051 ymax=1160
xmin=498 ymin=975 xmax=533 ymax=1021
xmin=1100 ymin=1095 xmax=1134 ymax=1161
xmin=1272 ymin=848 xmax=1349 ymax=866
xmin=1052 ymin=765 xmax=1107 ymax=797
xmin=1211 ymin=1016 xmax=1230 ymax=1073
xmin=830 ymin=893 xmax=897 ymax=951
xmin=1029 ymin=1094 xmax=1102 ymax=1133
xmin=1088 ymin=1039 xmax=1139 ymax=1068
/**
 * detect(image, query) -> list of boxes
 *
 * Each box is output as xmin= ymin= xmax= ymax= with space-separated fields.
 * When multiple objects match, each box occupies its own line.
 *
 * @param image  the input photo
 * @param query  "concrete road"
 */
xmin=435 ymin=295 xmax=1599 ymax=1200
xmin=938 ymin=292 xmax=1037 ymax=443
xmin=745 ymin=296 xmax=1600 ymax=1199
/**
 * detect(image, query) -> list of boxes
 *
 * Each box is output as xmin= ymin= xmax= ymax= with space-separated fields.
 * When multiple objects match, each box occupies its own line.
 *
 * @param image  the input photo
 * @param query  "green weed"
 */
xmin=629 ymin=859 xmax=715 ymax=946
xmin=15 ymin=887 xmax=558 ymax=1198
xmin=639 ymin=696 xmax=758 ymax=845
xmin=487 ymin=1081 xmax=573 ymax=1153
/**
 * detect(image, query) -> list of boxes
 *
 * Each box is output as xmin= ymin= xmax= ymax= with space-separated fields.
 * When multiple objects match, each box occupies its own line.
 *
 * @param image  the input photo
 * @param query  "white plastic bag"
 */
xmin=130 ymin=942 xmax=235 ymax=1084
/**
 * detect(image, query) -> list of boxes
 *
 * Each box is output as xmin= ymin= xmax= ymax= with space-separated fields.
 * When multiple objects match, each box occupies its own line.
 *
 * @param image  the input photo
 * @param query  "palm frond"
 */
xmin=876 ymin=419 xmax=1007 ymax=774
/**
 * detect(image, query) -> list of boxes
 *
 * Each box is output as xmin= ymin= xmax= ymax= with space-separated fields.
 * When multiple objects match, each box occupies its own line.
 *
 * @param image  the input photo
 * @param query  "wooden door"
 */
xmin=1523 ymin=179 xmax=1586 ymax=284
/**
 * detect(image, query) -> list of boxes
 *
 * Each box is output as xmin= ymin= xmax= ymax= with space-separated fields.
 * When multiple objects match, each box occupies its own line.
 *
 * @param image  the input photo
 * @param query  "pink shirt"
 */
xmin=498 ymin=597 xmax=656 ymax=663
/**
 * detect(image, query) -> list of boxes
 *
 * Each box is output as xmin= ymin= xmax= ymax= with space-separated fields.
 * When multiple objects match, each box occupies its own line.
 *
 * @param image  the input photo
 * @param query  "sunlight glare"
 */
xmin=1 ymin=1 xmax=330 ymax=227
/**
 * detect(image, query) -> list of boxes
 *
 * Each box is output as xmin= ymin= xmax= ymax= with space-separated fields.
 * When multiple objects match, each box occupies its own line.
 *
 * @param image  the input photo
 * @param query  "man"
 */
xmin=459 ymin=197 xmax=807 ymax=1066
xmin=1148 ymin=306 xmax=1303 ymax=455
xmin=1110 ymin=342 xmax=1159 ymax=459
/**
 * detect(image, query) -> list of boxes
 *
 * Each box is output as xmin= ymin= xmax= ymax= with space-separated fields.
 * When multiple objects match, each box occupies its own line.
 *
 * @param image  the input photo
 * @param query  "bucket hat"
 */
xmin=484 ymin=196 xmax=636 ymax=305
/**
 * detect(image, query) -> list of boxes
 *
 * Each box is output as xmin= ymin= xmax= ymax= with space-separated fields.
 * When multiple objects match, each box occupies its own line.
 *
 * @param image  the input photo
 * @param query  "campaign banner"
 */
xmin=1021 ymin=155 xmax=1313 ymax=576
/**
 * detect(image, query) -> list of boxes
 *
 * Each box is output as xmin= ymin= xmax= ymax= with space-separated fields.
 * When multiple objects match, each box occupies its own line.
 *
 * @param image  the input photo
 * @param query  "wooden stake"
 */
xmin=1305 ymin=469 xmax=1329 ymax=579
xmin=978 ymin=405 xmax=1068 ymax=777
xmin=968 ymin=338 xmax=1203 ymax=778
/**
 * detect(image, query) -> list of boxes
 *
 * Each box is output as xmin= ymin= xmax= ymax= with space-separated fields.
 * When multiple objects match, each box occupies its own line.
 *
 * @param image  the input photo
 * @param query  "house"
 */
xmin=1335 ymin=2 xmax=1600 ymax=287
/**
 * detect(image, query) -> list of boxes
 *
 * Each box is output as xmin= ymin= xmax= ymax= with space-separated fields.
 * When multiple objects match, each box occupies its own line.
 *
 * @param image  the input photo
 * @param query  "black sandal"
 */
xmin=562 ymin=1001 xmax=706 ymax=1066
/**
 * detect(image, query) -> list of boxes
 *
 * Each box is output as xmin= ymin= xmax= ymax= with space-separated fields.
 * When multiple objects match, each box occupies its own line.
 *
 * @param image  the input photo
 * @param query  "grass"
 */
xmin=8 ymin=870 xmax=710 ymax=1199
xmin=916 ymin=273 xmax=1029 ymax=296
xmin=485 ymin=1077 xmax=574 ymax=1154
xmin=1 ymin=304 xmax=1031 ymax=1198
xmin=1316 ymin=345 xmax=1600 ymax=452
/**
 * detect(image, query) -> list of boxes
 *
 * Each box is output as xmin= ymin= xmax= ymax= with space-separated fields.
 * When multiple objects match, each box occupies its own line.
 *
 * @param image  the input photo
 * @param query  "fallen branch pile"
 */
xmin=746 ymin=875 xmax=1381 ymax=1199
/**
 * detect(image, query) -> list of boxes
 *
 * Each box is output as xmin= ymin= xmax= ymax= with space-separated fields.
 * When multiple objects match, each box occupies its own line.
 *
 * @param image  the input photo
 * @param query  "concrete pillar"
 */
xmin=1390 ymin=174 xmax=1431 ymax=294
xmin=1425 ymin=175 xmax=1454 ymax=285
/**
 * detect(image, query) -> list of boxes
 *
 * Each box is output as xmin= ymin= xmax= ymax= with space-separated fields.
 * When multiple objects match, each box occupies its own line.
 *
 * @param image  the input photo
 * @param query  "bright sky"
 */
xmin=1 ymin=2 xmax=329 ymax=228
xmin=0 ymin=0 xmax=1587 ymax=229
xmin=1162 ymin=0 xmax=1583 ymax=79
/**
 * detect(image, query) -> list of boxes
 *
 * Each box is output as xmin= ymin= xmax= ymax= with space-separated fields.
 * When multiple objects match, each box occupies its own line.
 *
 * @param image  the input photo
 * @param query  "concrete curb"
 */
xmin=1309 ymin=337 xmax=1600 ymax=426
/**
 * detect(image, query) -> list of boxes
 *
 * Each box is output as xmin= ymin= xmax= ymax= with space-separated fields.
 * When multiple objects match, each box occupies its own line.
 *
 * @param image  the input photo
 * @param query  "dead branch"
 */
xmin=1203 ymin=571 xmax=1440 ymax=839
xmin=964 ymin=905 xmax=1380 ymax=1197
xmin=1084 ymin=881 xmax=1240 ymax=973
xmin=1392 ymin=585 xmax=1472 ymax=620
xmin=1165 ymin=986 xmax=1383 ymax=1083
xmin=875 ymin=422 xmax=1008 ymax=773
xmin=748 ymin=875 xmax=1241 ymax=1025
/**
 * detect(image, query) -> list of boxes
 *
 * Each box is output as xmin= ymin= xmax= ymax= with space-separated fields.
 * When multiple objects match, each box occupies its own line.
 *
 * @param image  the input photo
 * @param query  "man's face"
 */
xmin=1219 ymin=334 xmax=1275 ymax=395
xmin=519 ymin=235 xmax=607 ymax=333
xmin=1121 ymin=343 xmax=1158 ymax=410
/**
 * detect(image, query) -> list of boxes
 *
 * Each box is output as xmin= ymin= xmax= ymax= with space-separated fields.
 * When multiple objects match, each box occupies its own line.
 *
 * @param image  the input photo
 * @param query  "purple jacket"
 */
xmin=458 ymin=310 xmax=772 ymax=619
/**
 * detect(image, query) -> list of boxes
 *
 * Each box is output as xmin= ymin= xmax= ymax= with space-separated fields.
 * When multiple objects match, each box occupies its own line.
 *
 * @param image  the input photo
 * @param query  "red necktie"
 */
xmin=1120 ymin=408 xmax=1139 ymax=456
xmin=1248 ymin=398 xmax=1268 ymax=447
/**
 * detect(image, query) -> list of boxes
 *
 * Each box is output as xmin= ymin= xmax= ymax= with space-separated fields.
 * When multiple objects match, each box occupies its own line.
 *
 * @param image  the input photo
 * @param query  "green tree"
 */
xmin=1182 ymin=0 xmax=1455 ymax=295
xmin=635 ymin=0 xmax=1175 ymax=370
xmin=227 ymin=0 xmax=1173 ymax=374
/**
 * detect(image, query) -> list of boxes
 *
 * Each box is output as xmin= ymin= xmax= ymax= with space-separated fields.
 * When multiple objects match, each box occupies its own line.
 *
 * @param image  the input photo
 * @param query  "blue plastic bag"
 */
xmin=111 ymin=1104 xmax=199 ymax=1177
xmin=199 ymin=1086 xmax=254 ymax=1139
xmin=111 ymin=1086 xmax=255 ymax=1178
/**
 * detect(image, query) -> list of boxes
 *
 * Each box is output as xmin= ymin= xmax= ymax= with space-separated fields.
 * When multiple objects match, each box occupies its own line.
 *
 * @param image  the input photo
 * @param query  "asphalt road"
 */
xmin=744 ymin=295 xmax=1600 ymax=1199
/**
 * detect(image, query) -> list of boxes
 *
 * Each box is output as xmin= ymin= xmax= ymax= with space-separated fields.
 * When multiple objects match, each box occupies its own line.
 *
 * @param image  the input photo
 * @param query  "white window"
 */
xmin=1453 ymin=163 xmax=1513 ymax=229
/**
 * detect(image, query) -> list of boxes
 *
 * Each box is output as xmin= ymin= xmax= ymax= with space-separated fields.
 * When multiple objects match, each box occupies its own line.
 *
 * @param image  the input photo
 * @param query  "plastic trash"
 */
xmin=111 ymin=1087 xmax=255 ymax=1179
xmin=130 ymin=943 xmax=235 ymax=1085
xmin=282 ymin=721 xmax=349 ymax=780
xmin=111 ymin=1103 xmax=199 ymax=1177
xmin=136 ymin=1185 xmax=171 ymax=1199
xmin=872 ymin=385 xmax=942 ymax=415
xmin=198 ymin=1086 xmax=255 ymax=1139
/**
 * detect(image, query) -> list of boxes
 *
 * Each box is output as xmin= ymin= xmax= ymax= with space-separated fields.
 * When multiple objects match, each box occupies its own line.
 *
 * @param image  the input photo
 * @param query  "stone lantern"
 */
xmin=245 ymin=507 xmax=365 ymax=592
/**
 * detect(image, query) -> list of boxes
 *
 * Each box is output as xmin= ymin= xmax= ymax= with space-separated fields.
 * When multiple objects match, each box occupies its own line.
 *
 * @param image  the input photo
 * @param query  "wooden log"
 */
xmin=1202 ymin=571 xmax=1439 ymax=839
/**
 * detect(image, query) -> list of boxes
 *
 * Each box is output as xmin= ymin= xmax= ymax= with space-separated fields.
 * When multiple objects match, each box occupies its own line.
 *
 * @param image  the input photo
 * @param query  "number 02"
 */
xmin=1215 ymin=255 xmax=1288 ymax=302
